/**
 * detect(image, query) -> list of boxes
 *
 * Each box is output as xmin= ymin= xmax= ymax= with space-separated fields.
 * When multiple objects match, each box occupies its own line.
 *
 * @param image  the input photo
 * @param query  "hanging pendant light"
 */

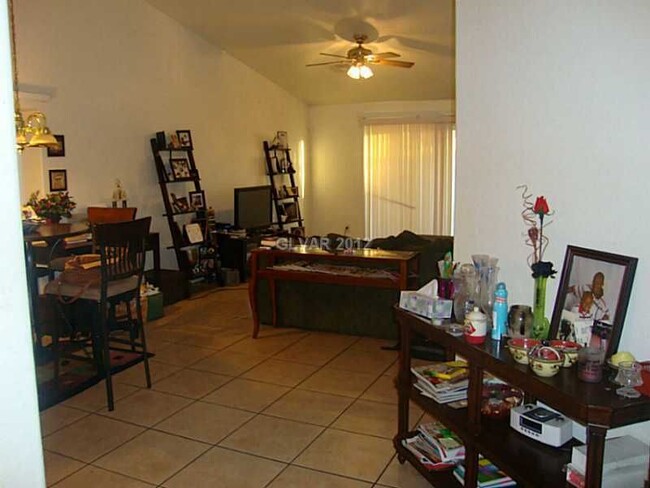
xmin=8 ymin=0 xmax=58 ymax=152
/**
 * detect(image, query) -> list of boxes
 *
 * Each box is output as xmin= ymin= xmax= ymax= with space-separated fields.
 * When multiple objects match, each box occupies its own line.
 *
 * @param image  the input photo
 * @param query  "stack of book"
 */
xmin=411 ymin=361 xmax=469 ymax=405
xmin=453 ymin=457 xmax=516 ymax=487
xmin=401 ymin=420 xmax=465 ymax=471
xmin=566 ymin=435 xmax=648 ymax=487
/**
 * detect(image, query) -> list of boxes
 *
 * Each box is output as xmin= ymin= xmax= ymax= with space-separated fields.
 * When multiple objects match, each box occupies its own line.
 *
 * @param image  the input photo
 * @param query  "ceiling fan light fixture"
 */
xmin=347 ymin=63 xmax=373 ymax=80
xmin=347 ymin=64 xmax=361 ymax=80
xmin=359 ymin=64 xmax=374 ymax=79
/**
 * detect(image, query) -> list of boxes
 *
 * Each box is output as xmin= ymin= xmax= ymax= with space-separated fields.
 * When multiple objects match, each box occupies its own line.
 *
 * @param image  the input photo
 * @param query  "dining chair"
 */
xmin=48 ymin=207 xmax=138 ymax=273
xmin=45 ymin=217 xmax=152 ymax=411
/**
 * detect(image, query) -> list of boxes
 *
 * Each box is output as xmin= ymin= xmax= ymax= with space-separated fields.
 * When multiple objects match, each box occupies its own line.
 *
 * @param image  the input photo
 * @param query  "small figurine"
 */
xmin=112 ymin=179 xmax=127 ymax=208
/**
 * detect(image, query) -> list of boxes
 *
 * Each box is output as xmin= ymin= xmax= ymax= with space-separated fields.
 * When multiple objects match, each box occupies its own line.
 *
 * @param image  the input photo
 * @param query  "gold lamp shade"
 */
xmin=26 ymin=112 xmax=58 ymax=148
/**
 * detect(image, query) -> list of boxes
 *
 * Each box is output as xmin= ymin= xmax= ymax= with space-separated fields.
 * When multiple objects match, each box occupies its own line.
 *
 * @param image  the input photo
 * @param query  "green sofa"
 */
xmin=254 ymin=231 xmax=454 ymax=339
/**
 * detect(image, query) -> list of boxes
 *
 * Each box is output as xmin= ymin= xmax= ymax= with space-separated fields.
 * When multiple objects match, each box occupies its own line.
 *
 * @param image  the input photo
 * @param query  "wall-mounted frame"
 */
xmin=49 ymin=169 xmax=68 ymax=192
xmin=550 ymin=245 xmax=638 ymax=358
xmin=176 ymin=130 xmax=193 ymax=149
xmin=47 ymin=135 xmax=65 ymax=157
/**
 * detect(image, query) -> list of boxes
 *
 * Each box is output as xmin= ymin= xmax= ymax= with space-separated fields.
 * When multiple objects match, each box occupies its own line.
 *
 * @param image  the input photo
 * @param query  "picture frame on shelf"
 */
xmin=176 ymin=130 xmax=193 ymax=149
xmin=189 ymin=190 xmax=205 ymax=210
xmin=550 ymin=245 xmax=638 ymax=358
xmin=184 ymin=223 xmax=204 ymax=244
xmin=47 ymin=135 xmax=65 ymax=157
xmin=170 ymin=193 xmax=191 ymax=213
xmin=275 ymin=131 xmax=288 ymax=149
xmin=49 ymin=169 xmax=67 ymax=191
xmin=168 ymin=133 xmax=181 ymax=149
xmin=170 ymin=157 xmax=191 ymax=179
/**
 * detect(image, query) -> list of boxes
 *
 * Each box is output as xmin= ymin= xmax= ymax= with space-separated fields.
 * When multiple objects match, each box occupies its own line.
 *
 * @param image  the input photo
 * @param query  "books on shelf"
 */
xmin=401 ymin=436 xmax=457 ymax=471
xmin=417 ymin=421 xmax=465 ymax=462
xmin=412 ymin=361 xmax=469 ymax=404
xmin=453 ymin=458 xmax=516 ymax=488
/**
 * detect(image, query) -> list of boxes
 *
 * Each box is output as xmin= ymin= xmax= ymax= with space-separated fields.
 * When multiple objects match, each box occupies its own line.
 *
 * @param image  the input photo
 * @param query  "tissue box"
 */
xmin=399 ymin=291 xmax=452 ymax=320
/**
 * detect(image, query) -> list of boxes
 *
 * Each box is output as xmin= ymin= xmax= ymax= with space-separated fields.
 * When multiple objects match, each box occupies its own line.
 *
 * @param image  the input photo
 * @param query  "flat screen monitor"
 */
xmin=234 ymin=185 xmax=272 ymax=230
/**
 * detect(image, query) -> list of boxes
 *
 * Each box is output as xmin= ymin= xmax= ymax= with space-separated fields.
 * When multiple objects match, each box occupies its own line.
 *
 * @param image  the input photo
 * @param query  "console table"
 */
xmin=395 ymin=307 xmax=650 ymax=487
xmin=248 ymin=246 xmax=419 ymax=338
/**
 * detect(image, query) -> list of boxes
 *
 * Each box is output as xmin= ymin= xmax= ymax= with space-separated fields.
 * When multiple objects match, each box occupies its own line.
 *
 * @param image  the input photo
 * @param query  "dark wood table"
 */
xmin=23 ymin=223 xmax=90 ymax=342
xmin=248 ymin=246 xmax=420 ymax=338
xmin=394 ymin=307 xmax=650 ymax=487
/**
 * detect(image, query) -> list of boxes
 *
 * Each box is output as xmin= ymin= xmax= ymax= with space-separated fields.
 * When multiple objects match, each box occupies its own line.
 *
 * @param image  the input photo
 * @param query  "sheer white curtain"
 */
xmin=363 ymin=122 xmax=455 ymax=239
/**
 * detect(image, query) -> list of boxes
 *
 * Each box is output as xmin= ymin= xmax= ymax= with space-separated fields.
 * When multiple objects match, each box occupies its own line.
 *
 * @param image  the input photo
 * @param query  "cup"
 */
xmin=577 ymin=347 xmax=605 ymax=383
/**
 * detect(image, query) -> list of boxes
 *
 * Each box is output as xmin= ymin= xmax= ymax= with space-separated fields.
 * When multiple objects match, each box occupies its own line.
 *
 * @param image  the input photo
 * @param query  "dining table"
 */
xmin=23 ymin=222 xmax=90 ymax=349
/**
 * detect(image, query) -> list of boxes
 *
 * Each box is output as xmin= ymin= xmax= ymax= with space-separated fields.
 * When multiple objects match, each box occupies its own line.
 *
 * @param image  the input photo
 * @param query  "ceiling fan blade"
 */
xmin=306 ymin=61 xmax=349 ymax=67
xmin=366 ymin=52 xmax=400 ymax=60
xmin=319 ymin=52 xmax=349 ymax=59
xmin=372 ymin=59 xmax=415 ymax=68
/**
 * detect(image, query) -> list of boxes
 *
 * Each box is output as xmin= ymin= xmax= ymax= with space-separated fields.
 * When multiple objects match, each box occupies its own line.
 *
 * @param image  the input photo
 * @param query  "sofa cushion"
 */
xmin=368 ymin=230 xmax=453 ymax=286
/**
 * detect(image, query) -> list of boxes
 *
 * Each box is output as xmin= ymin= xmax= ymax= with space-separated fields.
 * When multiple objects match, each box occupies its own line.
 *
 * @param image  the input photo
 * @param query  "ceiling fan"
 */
xmin=306 ymin=34 xmax=415 ymax=79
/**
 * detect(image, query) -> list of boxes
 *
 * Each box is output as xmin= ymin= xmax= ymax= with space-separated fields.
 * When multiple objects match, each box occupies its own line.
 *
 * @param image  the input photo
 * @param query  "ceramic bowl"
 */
xmin=507 ymin=338 xmax=541 ymax=365
xmin=528 ymin=345 xmax=564 ymax=377
xmin=550 ymin=340 xmax=582 ymax=367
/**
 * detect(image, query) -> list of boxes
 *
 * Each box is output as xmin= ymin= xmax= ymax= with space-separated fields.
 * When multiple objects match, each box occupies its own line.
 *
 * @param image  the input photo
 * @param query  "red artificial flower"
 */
xmin=533 ymin=196 xmax=550 ymax=215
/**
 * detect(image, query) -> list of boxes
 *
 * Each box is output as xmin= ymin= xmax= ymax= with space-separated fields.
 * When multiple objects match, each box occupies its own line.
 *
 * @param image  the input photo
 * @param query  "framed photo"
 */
xmin=189 ymin=190 xmax=205 ymax=210
xmin=550 ymin=245 xmax=638 ymax=358
xmin=155 ymin=131 xmax=166 ymax=150
xmin=170 ymin=193 xmax=191 ymax=213
xmin=49 ymin=169 xmax=68 ymax=191
xmin=47 ymin=135 xmax=65 ymax=157
xmin=170 ymin=158 xmax=191 ymax=179
xmin=168 ymin=133 xmax=181 ymax=149
xmin=176 ymin=130 xmax=193 ymax=149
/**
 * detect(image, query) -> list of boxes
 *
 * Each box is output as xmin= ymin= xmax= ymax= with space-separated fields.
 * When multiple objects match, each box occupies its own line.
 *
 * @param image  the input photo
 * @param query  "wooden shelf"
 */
xmin=263 ymin=140 xmax=303 ymax=232
xmin=393 ymin=434 xmax=461 ymax=488
xmin=395 ymin=308 xmax=650 ymax=488
xmin=163 ymin=177 xmax=200 ymax=183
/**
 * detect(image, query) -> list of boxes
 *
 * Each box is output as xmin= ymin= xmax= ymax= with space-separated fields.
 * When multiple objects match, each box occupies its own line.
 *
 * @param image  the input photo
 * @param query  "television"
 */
xmin=234 ymin=185 xmax=273 ymax=230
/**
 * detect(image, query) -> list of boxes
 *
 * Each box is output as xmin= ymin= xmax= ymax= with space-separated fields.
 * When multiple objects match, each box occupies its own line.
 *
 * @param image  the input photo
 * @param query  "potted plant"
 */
xmin=26 ymin=191 xmax=76 ymax=223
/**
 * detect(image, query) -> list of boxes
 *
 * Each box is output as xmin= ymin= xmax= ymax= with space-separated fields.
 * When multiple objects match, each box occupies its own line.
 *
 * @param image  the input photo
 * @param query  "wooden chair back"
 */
xmin=87 ymin=207 xmax=137 ymax=225
xmin=94 ymin=217 xmax=151 ymax=284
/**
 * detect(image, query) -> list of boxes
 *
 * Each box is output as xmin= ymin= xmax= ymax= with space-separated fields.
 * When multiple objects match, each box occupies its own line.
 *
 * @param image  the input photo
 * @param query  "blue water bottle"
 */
xmin=492 ymin=282 xmax=508 ymax=341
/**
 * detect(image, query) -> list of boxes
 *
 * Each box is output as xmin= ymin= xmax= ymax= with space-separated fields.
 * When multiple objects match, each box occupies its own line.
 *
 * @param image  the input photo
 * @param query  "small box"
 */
xmin=147 ymin=292 xmax=164 ymax=321
xmin=221 ymin=268 xmax=240 ymax=286
xmin=399 ymin=291 xmax=452 ymax=320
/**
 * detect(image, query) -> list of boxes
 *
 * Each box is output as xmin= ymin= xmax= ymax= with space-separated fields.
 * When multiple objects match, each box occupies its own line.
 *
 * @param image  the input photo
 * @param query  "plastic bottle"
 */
xmin=492 ymin=282 xmax=508 ymax=341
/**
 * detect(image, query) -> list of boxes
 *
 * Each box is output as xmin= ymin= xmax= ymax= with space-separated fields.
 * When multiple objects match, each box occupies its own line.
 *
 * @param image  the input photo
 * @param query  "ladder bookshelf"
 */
xmin=150 ymin=137 xmax=218 ymax=285
xmin=262 ymin=140 xmax=304 ymax=235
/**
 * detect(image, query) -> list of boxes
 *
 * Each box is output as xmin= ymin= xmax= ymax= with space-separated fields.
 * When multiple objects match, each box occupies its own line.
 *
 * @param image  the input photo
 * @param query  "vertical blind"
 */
xmin=363 ymin=122 xmax=455 ymax=239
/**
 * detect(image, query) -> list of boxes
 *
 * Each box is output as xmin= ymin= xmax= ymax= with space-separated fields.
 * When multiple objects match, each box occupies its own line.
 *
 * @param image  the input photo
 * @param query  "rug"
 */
xmin=37 ymin=347 xmax=152 ymax=410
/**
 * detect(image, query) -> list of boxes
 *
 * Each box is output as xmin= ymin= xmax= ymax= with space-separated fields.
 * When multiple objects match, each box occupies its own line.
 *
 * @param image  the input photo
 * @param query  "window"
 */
xmin=363 ymin=122 xmax=455 ymax=239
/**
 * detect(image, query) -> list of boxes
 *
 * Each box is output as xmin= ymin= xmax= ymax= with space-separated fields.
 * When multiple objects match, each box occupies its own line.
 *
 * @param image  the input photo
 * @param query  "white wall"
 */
xmin=456 ymin=0 xmax=650 ymax=437
xmin=0 ymin=1 xmax=46 ymax=484
xmin=16 ymin=0 xmax=308 ymax=268
xmin=307 ymin=100 xmax=454 ymax=237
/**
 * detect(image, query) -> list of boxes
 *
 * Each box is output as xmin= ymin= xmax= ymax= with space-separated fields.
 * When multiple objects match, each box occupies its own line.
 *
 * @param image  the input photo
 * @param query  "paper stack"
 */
xmin=401 ymin=420 xmax=464 ymax=471
xmin=411 ymin=361 xmax=469 ymax=404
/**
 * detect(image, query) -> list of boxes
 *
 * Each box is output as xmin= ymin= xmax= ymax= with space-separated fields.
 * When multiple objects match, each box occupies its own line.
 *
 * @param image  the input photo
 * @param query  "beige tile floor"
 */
xmin=41 ymin=286 xmax=429 ymax=487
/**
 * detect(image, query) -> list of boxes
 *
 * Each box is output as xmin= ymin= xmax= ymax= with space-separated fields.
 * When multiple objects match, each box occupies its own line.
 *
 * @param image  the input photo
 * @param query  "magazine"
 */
xmin=453 ymin=458 xmax=515 ymax=487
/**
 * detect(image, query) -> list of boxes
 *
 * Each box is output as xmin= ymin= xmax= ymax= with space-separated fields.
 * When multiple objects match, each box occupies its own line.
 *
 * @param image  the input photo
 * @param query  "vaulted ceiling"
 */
xmin=144 ymin=0 xmax=455 ymax=105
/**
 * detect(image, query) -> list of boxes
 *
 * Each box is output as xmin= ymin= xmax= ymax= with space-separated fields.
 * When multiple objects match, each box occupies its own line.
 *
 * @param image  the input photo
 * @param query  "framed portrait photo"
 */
xmin=189 ymin=190 xmax=205 ymax=210
xmin=49 ymin=169 xmax=68 ymax=192
xmin=170 ymin=158 xmax=191 ymax=179
xmin=176 ymin=130 xmax=193 ymax=149
xmin=550 ymin=245 xmax=638 ymax=358
xmin=47 ymin=135 xmax=65 ymax=157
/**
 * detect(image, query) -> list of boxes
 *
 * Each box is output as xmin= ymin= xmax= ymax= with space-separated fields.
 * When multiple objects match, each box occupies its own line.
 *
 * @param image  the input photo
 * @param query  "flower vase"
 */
xmin=531 ymin=275 xmax=550 ymax=339
xmin=45 ymin=215 xmax=61 ymax=224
